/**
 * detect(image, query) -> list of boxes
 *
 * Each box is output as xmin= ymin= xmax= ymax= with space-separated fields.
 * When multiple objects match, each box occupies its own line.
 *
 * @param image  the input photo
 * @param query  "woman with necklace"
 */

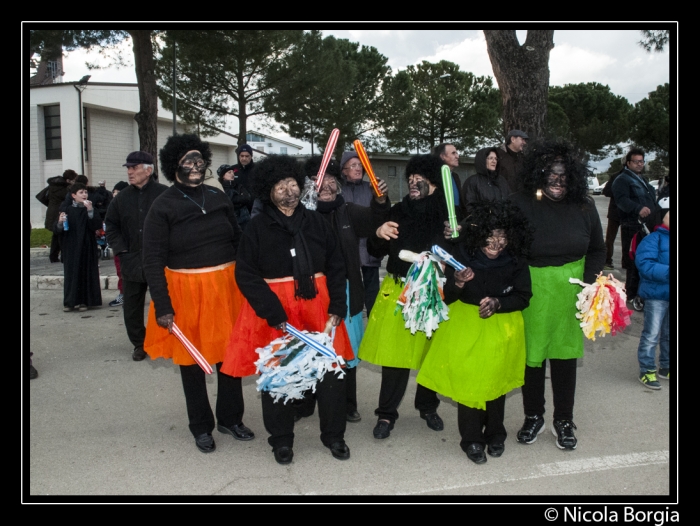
xmin=510 ymin=139 xmax=605 ymax=451
xmin=142 ymin=133 xmax=255 ymax=454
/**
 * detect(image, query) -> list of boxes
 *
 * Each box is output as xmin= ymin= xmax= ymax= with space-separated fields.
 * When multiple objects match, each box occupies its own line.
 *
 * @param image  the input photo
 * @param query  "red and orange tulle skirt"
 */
xmin=144 ymin=262 xmax=244 ymax=366
xmin=221 ymin=275 xmax=354 ymax=378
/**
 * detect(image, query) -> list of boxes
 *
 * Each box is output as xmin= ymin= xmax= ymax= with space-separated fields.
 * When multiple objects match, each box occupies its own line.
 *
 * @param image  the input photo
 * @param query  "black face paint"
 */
xmin=543 ymin=163 xmax=567 ymax=201
xmin=177 ymin=152 xmax=205 ymax=186
xmin=409 ymin=179 xmax=431 ymax=200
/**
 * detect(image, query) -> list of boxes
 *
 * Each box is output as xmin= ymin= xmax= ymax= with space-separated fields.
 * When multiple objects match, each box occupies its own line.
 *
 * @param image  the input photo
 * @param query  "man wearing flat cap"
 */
xmin=232 ymin=144 xmax=256 ymax=214
xmin=105 ymin=151 xmax=168 ymax=361
xmin=497 ymin=129 xmax=529 ymax=194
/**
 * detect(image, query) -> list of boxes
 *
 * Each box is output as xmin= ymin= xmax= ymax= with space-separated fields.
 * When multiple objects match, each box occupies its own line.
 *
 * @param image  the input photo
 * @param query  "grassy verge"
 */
xmin=30 ymin=228 xmax=52 ymax=248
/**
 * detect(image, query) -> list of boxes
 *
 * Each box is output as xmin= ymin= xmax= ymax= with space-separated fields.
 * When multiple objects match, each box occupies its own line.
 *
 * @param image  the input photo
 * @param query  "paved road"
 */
xmin=25 ymin=196 xmax=674 ymax=502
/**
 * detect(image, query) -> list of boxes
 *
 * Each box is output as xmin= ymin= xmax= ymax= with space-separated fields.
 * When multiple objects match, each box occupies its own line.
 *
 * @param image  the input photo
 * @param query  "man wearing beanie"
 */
xmin=233 ymin=144 xmax=256 ymax=213
xmin=339 ymin=151 xmax=384 ymax=315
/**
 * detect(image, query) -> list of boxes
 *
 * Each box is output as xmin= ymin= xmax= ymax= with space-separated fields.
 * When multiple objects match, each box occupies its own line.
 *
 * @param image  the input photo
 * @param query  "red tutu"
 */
xmin=144 ymin=263 xmax=244 ymax=366
xmin=221 ymin=275 xmax=354 ymax=377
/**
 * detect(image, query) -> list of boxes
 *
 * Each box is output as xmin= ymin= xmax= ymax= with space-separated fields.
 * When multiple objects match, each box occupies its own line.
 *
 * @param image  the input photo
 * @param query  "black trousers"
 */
xmin=458 ymin=395 xmax=506 ymax=450
xmin=262 ymin=370 xmax=347 ymax=449
xmin=361 ymin=266 xmax=380 ymax=315
xmin=521 ymin=359 xmax=577 ymax=421
xmin=180 ymin=362 xmax=245 ymax=437
xmin=604 ymin=217 xmax=620 ymax=266
xmin=621 ymin=226 xmax=641 ymax=297
xmin=375 ymin=366 xmax=440 ymax=423
xmin=293 ymin=365 xmax=358 ymax=417
xmin=122 ymin=279 xmax=148 ymax=349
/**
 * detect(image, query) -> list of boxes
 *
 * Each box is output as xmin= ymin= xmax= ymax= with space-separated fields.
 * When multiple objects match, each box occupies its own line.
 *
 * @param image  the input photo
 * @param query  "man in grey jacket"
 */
xmin=339 ymin=151 xmax=383 ymax=314
xmin=105 ymin=151 xmax=168 ymax=361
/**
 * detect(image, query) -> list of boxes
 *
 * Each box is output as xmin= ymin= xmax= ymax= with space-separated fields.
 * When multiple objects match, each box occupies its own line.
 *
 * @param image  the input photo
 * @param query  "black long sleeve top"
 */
xmin=104 ymin=177 xmax=168 ymax=282
xmin=510 ymin=192 xmax=605 ymax=284
xmin=316 ymin=196 xmax=390 ymax=316
xmin=442 ymin=248 xmax=532 ymax=313
xmin=142 ymin=181 xmax=242 ymax=318
xmin=234 ymin=204 xmax=347 ymax=327
xmin=368 ymin=191 xmax=448 ymax=279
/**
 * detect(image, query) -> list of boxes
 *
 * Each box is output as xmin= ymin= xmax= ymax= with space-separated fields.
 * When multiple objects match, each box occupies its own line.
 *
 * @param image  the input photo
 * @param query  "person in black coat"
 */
xmin=217 ymin=164 xmax=252 ymax=230
xmin=292 ymin=157 xmax=390 ymax=424
xmin=55 ymin=183 xmax=103 ymax=311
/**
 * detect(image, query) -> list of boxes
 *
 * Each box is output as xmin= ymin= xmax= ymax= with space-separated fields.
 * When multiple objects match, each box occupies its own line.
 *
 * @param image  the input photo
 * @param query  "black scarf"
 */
xmin=264 ymin=204 xmax=317 ymax=300
xmin=315 ymin=194 xmax=345 ymax=214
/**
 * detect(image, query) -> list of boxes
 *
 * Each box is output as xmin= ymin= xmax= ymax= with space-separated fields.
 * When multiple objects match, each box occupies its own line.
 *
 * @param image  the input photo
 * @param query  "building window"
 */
xmin=44 ymin=105 xmax=62 ymax=160
xmin=280 ymin=147 xmax=287 ymax=155
xmin=246 ymin=133 xmax=265 ymax=142
xmin=388 ymin=166 xmax=397 ymax=177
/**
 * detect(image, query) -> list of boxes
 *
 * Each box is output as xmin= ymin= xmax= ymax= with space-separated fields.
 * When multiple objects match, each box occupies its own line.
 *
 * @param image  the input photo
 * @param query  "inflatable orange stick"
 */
xmin=353 ymin=139 xmax=384 ymax=198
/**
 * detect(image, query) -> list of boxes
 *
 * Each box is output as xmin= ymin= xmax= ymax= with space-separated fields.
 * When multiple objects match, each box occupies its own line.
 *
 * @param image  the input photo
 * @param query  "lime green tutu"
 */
xmin=416 ymin=302 xmax=526 ymax=410
xmin=522 ymin=258 xmax=585 ymax=368
xmin=358 ymin=276 xmax=431 ymax=370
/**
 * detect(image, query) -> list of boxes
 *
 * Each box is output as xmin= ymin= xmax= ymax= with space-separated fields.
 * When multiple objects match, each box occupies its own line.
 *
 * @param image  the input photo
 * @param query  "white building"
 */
xmin=244 ymin=131 xmax=305 ymax=160
xmin=28 ymin=81 xmax=303 ymax=228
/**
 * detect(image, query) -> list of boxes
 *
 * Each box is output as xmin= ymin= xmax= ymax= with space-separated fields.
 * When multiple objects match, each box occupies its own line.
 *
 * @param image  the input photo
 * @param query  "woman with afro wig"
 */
xmin=509 ymin=138 xmax=605 ymax=451
xmin=417 ymin=200 xmax=533 ymax=463
xmin=142 ymin=133 xmax=255 ymax=454
xmin=221 ymin=154 xmax=355 ymax=465
xmin=358 ymin=153 xmax=450 ymax=440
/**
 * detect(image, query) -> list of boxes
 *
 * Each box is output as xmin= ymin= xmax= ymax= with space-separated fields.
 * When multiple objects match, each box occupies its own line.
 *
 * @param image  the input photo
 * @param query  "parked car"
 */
xmin=587 ymin=176 xmax=600 ymax=194
xmin=593 ymin=184 xmax=605 ymax=195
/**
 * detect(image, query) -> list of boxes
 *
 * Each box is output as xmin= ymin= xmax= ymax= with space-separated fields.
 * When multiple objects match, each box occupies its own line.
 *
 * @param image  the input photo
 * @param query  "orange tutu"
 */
xmin=144 ymin=263 xmax=244 ymax=366
xmin=221 ymin=275 xmax=354 ymax=377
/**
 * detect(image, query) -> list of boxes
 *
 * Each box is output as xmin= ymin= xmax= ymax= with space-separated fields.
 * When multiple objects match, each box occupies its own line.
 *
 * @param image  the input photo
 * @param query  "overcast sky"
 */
xmin=55 ymin=27 xmax=672 ymax=170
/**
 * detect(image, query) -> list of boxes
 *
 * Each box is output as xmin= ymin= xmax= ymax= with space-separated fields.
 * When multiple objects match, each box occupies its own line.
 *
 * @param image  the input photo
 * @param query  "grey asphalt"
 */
xmin=25 ymin=196 xmax=674 ymax=502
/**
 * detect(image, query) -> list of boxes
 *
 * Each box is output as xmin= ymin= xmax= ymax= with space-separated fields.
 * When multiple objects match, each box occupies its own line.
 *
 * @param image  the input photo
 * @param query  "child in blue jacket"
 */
xmin=636 ymin=210 xmax=670 ymax=389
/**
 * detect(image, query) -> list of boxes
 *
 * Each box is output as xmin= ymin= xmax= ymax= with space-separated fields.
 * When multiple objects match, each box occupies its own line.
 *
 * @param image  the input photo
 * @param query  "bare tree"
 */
xmin=483 ymin=30 xmax=555 ymax=140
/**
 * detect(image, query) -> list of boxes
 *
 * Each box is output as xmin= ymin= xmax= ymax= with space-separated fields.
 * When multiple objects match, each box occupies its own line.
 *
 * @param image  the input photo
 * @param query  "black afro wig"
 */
xmin=159 ymin=133 xmax=213 ymax=182
xmin=460 ymin=200 xmax=534 ymax=259
xmin=405 ymin=154 xmax=444 ymax=189
xmin=303 ymin=156 xmax=342 ymax=193
xmin=251 ymin=155 xmax=305 ymax=204
xmin=520 ymin=138 xmax=590 ymax=205
xmin=303 ymin=156 xmax=341 ymax=179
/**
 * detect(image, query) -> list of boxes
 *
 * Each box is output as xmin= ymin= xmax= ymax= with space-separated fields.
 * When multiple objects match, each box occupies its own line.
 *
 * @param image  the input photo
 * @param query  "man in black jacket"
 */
xmin=497 ymin=130 xmax=529 ymax=194
xmin=232 ymin=144 xmax=256 ymax=213
xmin=105 ymin=151 xmax=167 ymax=361
xmin=611 ymin=148 xmax=658 ymax=308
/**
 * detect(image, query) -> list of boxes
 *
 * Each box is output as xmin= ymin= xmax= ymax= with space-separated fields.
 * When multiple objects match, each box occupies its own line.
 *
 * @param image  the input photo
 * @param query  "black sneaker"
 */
xmin=657 ymin=368 xmax=670 ymax=380
xmin=516 ymin=414 xmax=545 ymax=444
xmin=551 ymin=419 xmax=578 ymax=450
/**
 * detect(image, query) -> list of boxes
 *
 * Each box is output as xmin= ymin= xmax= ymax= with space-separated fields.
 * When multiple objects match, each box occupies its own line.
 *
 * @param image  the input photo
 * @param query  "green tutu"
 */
xmin=358 ymin=277 xmax=431 ymax=370
xmin=522 ymin=258 xmax=585 ymax=368
xmin=416 ymin=302 xmax=526 ymax=410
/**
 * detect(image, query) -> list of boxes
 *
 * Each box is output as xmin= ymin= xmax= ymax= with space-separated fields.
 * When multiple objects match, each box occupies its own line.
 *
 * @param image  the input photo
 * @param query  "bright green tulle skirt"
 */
xmin=358 ymin=277 xmax=432 ymax=370
xmin=417 ymin=302 xmax=526 ymax=410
